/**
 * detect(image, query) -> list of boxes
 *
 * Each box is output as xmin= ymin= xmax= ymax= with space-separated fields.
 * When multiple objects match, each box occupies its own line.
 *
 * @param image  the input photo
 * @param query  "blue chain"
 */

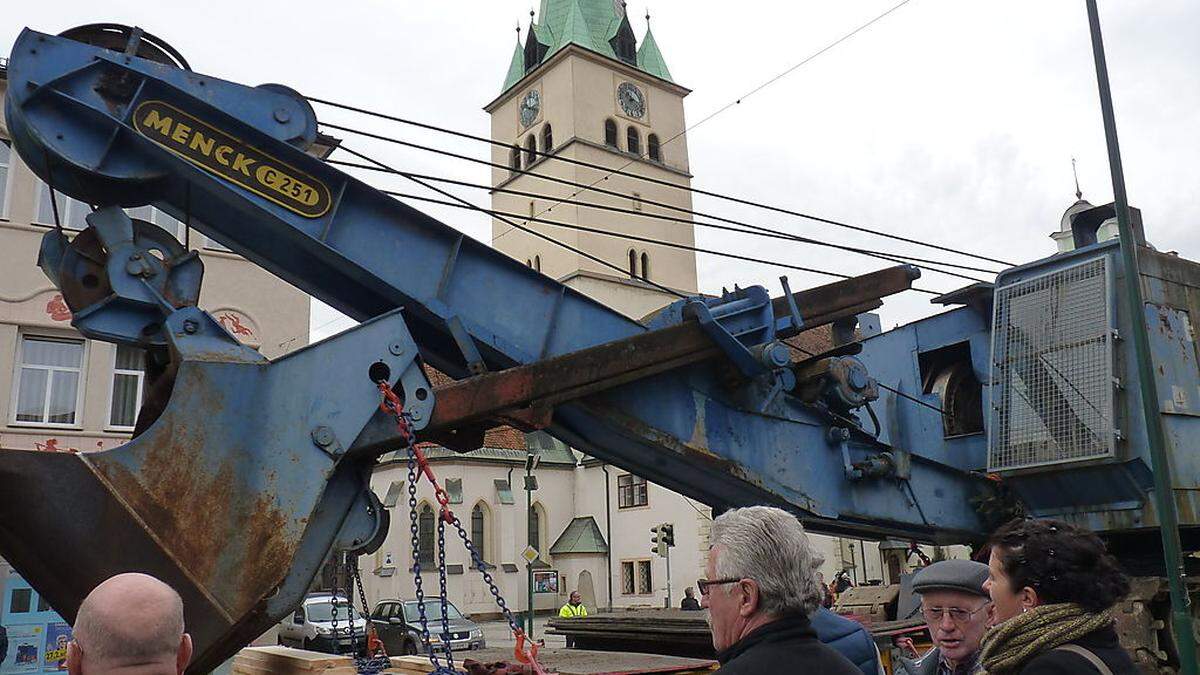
xmin=451 ymin=517 xmax=523 ymax=636
xmin=407 ymin=446 xmax=457 ymax=673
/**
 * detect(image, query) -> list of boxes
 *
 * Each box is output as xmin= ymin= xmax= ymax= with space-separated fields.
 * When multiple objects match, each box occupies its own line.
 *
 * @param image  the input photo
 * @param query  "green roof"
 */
xmin=501 ymin=0 xmax=674 ymax=94
xmin=502 ymin=39 xmax=526 ymax=92
xmin=550 ymin=516 xmax=609 ymax=555
xmin=637 ymin=26 xmax=672 ymax=82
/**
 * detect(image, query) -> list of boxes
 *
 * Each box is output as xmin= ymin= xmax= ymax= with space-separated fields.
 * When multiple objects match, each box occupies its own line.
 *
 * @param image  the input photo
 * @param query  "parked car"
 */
xmin=370 ymin=599 xmax=485 ymax=655
xmin=278 ymin=594 xmax=369 ymax=655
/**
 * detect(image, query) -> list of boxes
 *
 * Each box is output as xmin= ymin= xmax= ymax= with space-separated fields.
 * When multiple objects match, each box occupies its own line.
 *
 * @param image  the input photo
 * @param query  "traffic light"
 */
xmin=650 ymin=525 xmax=666 ymax=557
xmin=661 ymin=523 xmax=675 ymax=548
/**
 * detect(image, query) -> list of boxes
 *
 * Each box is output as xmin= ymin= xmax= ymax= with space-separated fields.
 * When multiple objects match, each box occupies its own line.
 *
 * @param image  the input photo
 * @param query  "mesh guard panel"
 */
xmin=988 ymin=258 xmax=1115 ymax=471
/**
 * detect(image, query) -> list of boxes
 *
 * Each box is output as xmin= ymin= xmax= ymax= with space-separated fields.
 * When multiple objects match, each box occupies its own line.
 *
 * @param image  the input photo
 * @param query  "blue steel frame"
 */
xmin=0 ymin=28 xmax=1000 ymax=671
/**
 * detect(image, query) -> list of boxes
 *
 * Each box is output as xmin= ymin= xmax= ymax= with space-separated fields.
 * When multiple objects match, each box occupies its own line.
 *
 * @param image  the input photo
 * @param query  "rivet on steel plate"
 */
xmin=389 ymin=342 xmax=404 ymax=356
xmin=311 ymin=425 xmax=335 ymax=447
xmin=182 ymin=319 xmax=199 ymax=334
xmin=274 ymin=108 xmax=291 ymax=123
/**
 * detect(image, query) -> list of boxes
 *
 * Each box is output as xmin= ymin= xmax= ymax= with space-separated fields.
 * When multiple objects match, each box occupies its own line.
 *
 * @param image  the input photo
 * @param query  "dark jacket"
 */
xmin=1019 ymin=626 xmax=1137 ymax=674
xmin=681 ymin=597 xmax=701 ymax=611
xmin=901 ymin=646 xmax=980 ymax=675
xmin=811 ymin=607 xmax=880 ymax=675
xmin=715 ymin=613 xmax=862 ymax=675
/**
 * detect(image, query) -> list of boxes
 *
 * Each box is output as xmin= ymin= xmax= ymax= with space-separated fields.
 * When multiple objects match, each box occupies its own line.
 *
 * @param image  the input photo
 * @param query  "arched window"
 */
xmin=526 ymin=259 xmax=533 ymax=268
xmin=604 ymin=119 xmax=618 ymax=147
xmin=628 ymin=249 xmax=638 ymax=278
xmin=471 ymin=502 xmax=491 ymax=566
xmin=626 ymin=127 xmax=640 ymax=156
xmin=648 ymin=134 xmax=661 ymax=162
xmin=534 ymin=255 xmax=541 ymax=272
xmin=641 ymin=252 xmax=650 ymax=280
xmin=542 ymin=124 xmax=553 ymax=153
xmin=417 ymin=503 xmax=435 ymax=564
xmin=510 ymin=145 xmax=521 ymax=173
xmin=528 ymin=502 xmax=546 ymax=554
xmin=524 ymin=135 xmax=537 ymax=167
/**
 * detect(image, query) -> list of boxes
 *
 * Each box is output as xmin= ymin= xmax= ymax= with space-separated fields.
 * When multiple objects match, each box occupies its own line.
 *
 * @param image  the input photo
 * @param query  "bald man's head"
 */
xmin=68 ymin=573 xmax=192 ymax=675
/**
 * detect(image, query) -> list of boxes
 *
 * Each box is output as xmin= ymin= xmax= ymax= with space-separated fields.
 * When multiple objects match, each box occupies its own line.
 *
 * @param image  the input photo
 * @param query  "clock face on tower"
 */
xmin=617 ymin=82 xmax=645 ymax=119
xmin=520 ymin=90 xmax=541 ymax=128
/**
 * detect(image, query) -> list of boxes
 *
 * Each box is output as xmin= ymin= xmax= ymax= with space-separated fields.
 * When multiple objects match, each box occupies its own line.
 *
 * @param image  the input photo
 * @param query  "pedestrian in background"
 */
xmin=680 ymin=587 xmax=701 ymax=610
xmin=700 ymin=506 xmax=860 ymax=674
xmin=817 ymin=572 xmax=835 ymax=609
xmin=904 ymin=559 xmax=990 ymax=674
xmin=979 ymin=518 xmax=1136 ymax=674
xmin=558 ymin=590 xmax=587 ymax=648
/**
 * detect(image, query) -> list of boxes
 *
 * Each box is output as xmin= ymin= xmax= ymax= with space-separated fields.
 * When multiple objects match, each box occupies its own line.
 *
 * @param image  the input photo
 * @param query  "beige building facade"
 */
xmin=0 ymin=60 xmax=311 ymax=592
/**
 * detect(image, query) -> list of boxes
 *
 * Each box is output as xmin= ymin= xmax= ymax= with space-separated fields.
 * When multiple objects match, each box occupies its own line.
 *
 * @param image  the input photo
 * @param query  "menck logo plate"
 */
xmin=133 ymin=100 xmax=331 ymax=218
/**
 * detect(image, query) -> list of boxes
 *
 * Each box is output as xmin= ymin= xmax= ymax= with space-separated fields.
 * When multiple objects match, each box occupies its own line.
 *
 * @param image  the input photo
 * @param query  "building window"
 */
xmin=533 ymin=255 xmax=541 ymax=272
xmin=628 ymin=249 xmax=638 ymax=279
xmin=108 ymin=345 xmax=146 ymax=430
xmin=541 ymin=124 xmax=553 ymax=153
xmin=471 ymin=502 xmax=489 ymax=565
xmin=37 ymin=183 xmax=89 ymax=230
xmin=417 ymin=504 xmax=435 ymax=564
xmin=0 ymin=140 xmax=10 ymax=218
xmin=528 ymin=503 xmax=541 ymax=550
xmin=621 ymin=562 xmax=635 ymax=595
xmin=641 ymin=252 xmax=650 ymax=281
xmin=9 ymin=588 xmax=31 ymax=614
xmin=382 ymin=480 xmax=403 ymax=508
xmin=524 ymin=135 xmax=537 ymax=167
xmin=637 ymin=560 xmax=653 ymax=594
xmin=617 ymin=474 xmax=648 ymax=508
xmin=648 ymin=134 xmax=661 ymax=162
xmin=626 ymin=127 xmax=640 ymax=156
xmin=13 ymin=336 xmax=85 ymax=426
xmin=510 ymin=145 xmax=521 ymax=174
xmin=445 ymin=478 xmax=463 ymax=504
xmin=494 ymin=479 xmax=515 ymax=505
xmin=604 ymin=119 xmax=618 ymax=147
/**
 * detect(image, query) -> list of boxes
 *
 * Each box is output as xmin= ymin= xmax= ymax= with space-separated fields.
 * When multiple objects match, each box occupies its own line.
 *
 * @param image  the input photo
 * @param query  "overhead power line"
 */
xmin=312 ymin=107 xmax=1011 ymax=269
xmin=318 ymin=122 xmax=998 ymax=283
xmin=337 ymin=145 xmax=687 ymax=299
xmin=329 ymin=157 xmax=991 ymax=283
xmin=346 ymin=170 xmax=948 ymax=296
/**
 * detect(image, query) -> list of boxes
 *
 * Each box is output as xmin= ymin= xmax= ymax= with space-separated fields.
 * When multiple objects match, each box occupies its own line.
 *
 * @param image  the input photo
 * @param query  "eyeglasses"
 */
xmin=921 ymin=602 xmax=991 ymax=625
xmin=696 ymin=578 xmax=742 ymax=596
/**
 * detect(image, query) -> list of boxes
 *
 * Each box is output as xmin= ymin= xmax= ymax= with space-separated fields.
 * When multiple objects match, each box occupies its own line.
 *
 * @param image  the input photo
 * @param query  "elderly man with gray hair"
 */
xmin=700 ymin=506 xmax=861 ymax=674
xmin=67 ymin=572 xmax=192 ymax=675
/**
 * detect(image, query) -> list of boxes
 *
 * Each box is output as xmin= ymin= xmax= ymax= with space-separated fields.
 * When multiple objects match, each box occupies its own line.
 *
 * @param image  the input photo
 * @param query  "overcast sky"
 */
xmin=5 ymin=1 xmax=1197 ymax=341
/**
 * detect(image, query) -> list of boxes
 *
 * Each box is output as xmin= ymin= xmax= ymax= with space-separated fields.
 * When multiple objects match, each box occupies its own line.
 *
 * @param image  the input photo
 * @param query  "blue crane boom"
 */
xmin=0 ymin=26 xmax=1035 ymax=672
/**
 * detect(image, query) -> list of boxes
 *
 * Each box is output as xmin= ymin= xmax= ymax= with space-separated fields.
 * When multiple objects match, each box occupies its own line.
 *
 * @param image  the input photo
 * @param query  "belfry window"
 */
xmin=604 ymin=119 xmax=618 ymax=147
xmin=627 ymin=127 xmax=640 ymax=156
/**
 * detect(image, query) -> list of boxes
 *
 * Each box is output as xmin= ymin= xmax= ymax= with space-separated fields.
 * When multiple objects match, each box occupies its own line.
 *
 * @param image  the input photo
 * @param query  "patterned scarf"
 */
xmin=978 ymin=602 xmax=1113 ymax=674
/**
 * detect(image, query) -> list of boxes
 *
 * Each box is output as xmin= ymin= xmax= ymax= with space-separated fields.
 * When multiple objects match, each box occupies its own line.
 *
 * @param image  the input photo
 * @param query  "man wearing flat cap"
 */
xmin=905 ymin=560 xmax=991 ymax=675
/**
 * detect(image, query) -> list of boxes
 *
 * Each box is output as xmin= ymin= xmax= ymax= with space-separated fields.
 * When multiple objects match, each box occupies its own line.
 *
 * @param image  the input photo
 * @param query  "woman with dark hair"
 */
xmin=979 ymin=518 xmax=1136 ymax=674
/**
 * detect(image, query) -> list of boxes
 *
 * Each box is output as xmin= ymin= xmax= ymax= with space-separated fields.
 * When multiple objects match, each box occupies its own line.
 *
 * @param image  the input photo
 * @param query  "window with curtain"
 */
xmin=604 ymin=119 xmax=618 ymax=147
xmin=108 ymin=345 xmax=146 ymax=429
xmin=626 ymin=127 xmax=640 ymax=156
xmin=621 ymin=561 xmax=635 ymax=595
xmin=648 ymin=134 xmax=661 ymax=162
xmin=417 ymin=504 xmax=435 ymax=564
xmin=617 ymin=474 xmax=648 ymax=508
xmin=14 ymin=337 xmax=84 ymax=425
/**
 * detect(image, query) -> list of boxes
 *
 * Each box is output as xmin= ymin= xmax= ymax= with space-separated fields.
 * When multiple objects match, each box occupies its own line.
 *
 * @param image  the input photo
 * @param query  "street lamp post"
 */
xmin=1083 ymin=3 xmax=1197 ymax=673
xmin=524 ymin=450 xmax=538 ymax=635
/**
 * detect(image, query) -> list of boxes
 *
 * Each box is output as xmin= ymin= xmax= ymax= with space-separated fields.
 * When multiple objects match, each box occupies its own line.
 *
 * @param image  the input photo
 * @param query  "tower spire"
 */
xmin=1071 ymin=157 xmax=1083 ymax=201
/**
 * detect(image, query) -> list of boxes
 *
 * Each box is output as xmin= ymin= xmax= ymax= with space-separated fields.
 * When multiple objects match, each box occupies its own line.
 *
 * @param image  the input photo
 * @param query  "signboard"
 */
xmin=1 ymin=575 xmax=73 ymax=674
xmin=533 ymin=571 xmax=559 ymax=595
xmin=520 ymin=545 xmax=539 ymax=565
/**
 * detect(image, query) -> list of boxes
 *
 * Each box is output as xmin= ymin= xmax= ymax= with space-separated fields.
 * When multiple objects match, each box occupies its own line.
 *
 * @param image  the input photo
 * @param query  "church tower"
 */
xmin=484 ymin=1 xmax=698 ymax=319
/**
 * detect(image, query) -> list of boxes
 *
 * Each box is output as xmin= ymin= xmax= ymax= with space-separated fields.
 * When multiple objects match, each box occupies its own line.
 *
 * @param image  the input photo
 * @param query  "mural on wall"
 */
xmin=44 ymin=295 xmax=71 ymax=322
